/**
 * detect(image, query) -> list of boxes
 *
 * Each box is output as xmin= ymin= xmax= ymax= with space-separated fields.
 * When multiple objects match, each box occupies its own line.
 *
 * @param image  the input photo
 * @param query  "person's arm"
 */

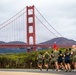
xmin=64 ymin=52 xmax=66 ymax=57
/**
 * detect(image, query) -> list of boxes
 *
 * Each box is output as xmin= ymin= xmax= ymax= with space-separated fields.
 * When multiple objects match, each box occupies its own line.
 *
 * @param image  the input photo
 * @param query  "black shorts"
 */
xmin=65 ymin=60 xmax=70 ymax=63
xmin=58 ymin=60 xmax=63 ymax=63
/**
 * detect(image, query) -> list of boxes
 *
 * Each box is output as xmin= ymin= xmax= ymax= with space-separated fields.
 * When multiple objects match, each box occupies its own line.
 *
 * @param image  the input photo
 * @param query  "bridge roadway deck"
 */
xmin=0 ymin=69 xmax=76 ymax=75
xmin=0 ymin=44 xmax=52 ymax=48
xmin=0 ymin=44 xmax=71 ymax=48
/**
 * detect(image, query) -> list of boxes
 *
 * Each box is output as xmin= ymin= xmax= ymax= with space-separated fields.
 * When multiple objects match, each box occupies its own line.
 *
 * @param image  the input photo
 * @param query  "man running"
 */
xmin=37 ymin=52 xmax=43 ymax=71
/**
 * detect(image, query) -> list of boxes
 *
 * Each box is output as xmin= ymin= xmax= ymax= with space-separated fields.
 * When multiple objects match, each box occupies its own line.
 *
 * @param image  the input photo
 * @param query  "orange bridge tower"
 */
xmin=26 ymin=5 xmax=36 ymax=51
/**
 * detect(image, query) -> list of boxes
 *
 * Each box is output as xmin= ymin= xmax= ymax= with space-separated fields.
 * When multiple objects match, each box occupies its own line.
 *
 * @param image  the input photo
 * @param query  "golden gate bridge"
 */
xmin=0 ymin=5 xmax=69 ymax=52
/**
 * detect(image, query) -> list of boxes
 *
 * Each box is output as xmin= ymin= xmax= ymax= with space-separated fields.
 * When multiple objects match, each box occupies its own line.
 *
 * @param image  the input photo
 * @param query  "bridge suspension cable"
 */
xmin=0 ymin=12 xmax=25 ymax=30
xmin=35 ymin=15 xmax=58 ymax=37
xmin=0 ymin=7 xmax=26 ymax=27
xmin=0 ymin=5 xmax=63 ymax=42
xmin=29 ymin=8 xmax=58 ymax=37
xmin=35 ymin=6 xmax=63 ymax=37
xmin=0 ymin=7 xmax=26 ymax=42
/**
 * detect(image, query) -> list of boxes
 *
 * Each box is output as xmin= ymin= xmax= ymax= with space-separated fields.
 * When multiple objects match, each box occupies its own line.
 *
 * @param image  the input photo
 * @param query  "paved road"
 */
xmin=0 ymin=69 xmax=76 ymax=75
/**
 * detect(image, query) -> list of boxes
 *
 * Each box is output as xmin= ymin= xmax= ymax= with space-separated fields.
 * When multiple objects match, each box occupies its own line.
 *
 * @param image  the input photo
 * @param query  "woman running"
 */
xmin=64 ymin=49 xmax=71 ymax=72
xmin=58 ymin=50 xmax=64 ymax=70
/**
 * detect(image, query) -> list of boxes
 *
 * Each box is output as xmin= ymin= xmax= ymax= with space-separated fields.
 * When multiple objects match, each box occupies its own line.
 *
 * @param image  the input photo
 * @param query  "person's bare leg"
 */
xmin=67 ymin=63 xmax=71 ymax=71
xmin=65 ymin=64 xmax=68 ymax=72
xmin=55 ymin=62 xmax=59 ymax=71
xmin=74 ymin=62 xmax=76 ymax=69
xmin=45 ymin=64 xmax=49 ymax=71
xmin=61 ymin=63 xmax=64 ymax=70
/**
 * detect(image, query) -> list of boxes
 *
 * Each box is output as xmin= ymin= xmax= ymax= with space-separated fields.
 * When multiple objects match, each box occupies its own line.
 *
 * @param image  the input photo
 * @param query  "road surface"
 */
xmin=0 ymin=69 xmax=76 ymax=75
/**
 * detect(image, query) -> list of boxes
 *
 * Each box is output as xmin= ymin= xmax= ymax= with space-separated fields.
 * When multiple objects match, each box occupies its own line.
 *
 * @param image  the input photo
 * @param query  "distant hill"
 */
xmin=1 ymin=37 xmax=76 ymax=45
xmin=8 ymin=41 xmax=26 ymax=44
xmin=0 ymin=41 xmax=26 ymax=54
xmin=0 ymin=37 xmax=76 ymax=53
xmin=40 ymin=37 xmax=76 ymax=47
xmin=0 ymin=41 xmax=26 ymax=44
xmin=0 ymin=41 xmax=6 ymax=44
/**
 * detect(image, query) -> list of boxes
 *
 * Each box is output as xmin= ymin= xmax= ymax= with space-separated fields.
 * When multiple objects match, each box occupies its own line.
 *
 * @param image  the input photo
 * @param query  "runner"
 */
xmin=49 ymin=51 xmax=55 ymax=70
xmin=64 ymin=49 xmax=71 ymax=72
xmin=43 ymin=50 xmax=50 ymax=71
xmin=58 ymin=50 xmax=64 ymax=70
xmin=37 ymin=52 xmax=43 ymax=71
xmin=71 ymin=45 xmax=76 ymax=70
xmin=53 ymin=49 xmax=59 ymax=71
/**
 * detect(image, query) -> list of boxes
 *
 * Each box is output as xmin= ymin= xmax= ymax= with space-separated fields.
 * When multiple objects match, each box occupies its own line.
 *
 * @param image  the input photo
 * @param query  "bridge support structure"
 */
xmin=26 ymin=5 xmax=36 ymax=51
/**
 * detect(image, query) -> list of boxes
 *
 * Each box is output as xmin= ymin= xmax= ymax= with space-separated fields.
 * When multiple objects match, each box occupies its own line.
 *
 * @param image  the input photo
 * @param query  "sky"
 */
xmin=0 ymin=0 xmax=76 ymax=43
